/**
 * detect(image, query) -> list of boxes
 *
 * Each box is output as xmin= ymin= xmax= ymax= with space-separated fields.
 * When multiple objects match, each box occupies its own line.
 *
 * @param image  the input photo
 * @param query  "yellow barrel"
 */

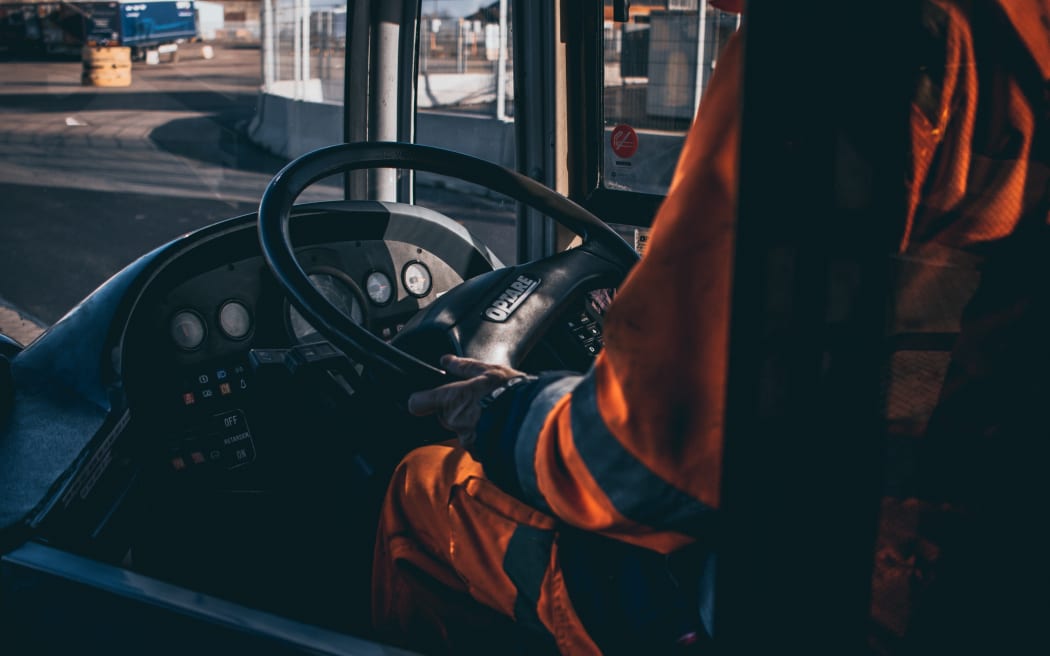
xmin=81 ymin=46 xmax=133 ymax=88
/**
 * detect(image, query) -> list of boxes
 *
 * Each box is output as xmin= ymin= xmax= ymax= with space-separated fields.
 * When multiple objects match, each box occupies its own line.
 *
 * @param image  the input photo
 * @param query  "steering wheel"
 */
xmin=258 ymin=142 xmax=638 ymax=392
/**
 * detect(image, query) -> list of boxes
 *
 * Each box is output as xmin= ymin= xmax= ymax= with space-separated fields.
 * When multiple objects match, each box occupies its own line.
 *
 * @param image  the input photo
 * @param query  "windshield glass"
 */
xmin=0 ymin=0 xmax=527 ymax=341
xmin=414 ymin=0 xmax=517 ymax=265
xmin=0 ymin=0 xmax=286 ymax=335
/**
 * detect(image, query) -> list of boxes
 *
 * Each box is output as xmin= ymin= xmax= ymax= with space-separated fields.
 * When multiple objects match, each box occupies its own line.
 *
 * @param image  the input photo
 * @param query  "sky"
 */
xmin=421 ymin=0 xmax=495 ymax=18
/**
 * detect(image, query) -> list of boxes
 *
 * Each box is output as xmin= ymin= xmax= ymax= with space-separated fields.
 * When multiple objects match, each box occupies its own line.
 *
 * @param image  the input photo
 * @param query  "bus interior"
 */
xmin=1 ymin=0 xmax=1046 ymax=653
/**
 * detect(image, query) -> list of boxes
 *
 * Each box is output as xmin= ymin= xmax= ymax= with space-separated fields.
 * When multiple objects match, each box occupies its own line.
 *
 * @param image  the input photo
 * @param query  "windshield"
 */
xmin=0 ymin=0 xmax=726 ymax=341
xmin=1 ymin=1 xmax=280 ymax=335
xmin=414 ymin=0 xmax=517 ymax=265
xmin=0 ymin=0 xmax=531 ymax=341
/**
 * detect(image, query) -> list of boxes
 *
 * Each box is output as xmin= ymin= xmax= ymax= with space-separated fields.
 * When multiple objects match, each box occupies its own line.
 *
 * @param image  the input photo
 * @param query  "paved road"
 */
xmin=0 ymin=44 xmax=516 ymax=332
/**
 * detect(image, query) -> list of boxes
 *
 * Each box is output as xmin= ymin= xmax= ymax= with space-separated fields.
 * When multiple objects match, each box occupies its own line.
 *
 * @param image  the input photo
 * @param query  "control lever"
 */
xmin=249 ymin=344 xmax=353 ymax=375
xmin=325 ymin=370 xmax=357 ymax=398
xmin=286 ymin=342 xmax=354 ymax=376
xmin=249 ymin=344 xmax=364 ymax=401
xmin=248 ymin=345 xmax=454 ymax=447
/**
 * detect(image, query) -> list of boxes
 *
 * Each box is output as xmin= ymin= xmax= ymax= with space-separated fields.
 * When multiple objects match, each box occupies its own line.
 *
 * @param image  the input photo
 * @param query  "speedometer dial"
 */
xmin=401 ymin=262 xmax=432 ymax=297
xmin=171 ymin=310 xmax=206 ymax=351
xmin=365 ymin=271 xmax=393 ymax=305
xmin=288 ymin=272 xmax=365 ymax=344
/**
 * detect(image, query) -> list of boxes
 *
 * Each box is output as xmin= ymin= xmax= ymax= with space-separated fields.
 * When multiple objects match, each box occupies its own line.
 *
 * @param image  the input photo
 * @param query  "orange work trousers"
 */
xmin=372 ymin=443 xmax=601 ymax=655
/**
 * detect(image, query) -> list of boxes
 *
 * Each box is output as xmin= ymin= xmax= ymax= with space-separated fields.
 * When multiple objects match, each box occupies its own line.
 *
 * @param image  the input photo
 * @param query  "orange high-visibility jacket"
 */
xmin=469 ymin=0 xmax=1049 ymax=645
xmin=472 ymin=19 xmax=741 ymax=558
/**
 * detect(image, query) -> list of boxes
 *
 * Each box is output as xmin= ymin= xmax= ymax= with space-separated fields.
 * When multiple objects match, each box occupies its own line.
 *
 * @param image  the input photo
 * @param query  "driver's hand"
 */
xmin=407 ymin=354 xmax=526 ymax=449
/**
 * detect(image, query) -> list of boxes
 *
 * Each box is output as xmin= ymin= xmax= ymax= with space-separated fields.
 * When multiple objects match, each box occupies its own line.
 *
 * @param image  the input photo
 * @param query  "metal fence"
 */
xmin=603 ymin=4 xmax=741 ymax=130
xmin=418 ymin=10 xmax=513 ymax=119
xmin=262 ymin=0 xmax=345 ymax=104
xmin=259 ymin=0 xmax=513 ymax=120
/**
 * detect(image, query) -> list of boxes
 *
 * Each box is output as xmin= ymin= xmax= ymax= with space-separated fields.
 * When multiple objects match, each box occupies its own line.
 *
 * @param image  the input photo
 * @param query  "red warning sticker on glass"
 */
xmin=610 ymin=124 xmax=638 ymax=159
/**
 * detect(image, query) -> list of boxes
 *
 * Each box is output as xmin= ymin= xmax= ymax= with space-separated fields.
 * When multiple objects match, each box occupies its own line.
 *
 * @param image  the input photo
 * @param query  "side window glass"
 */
xmin=602 ymin=0 xmax=739 ymax=195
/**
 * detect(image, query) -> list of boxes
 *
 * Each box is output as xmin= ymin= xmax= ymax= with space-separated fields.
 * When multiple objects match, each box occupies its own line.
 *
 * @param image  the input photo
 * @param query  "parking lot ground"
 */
xmin=0 ymin=45 xmax=515 ymax=325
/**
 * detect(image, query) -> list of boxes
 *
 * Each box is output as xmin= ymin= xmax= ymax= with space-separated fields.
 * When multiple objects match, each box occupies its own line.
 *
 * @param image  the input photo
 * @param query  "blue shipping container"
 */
xmin=84 ymin=1 xmax=197 ymax=48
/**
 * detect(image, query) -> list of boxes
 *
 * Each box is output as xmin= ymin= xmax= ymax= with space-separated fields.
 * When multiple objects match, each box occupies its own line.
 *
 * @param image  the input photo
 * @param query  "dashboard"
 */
xmin=0 ymin=198 xmax=627 ymax=628
xmin=114 ymin=202 xmax=492 ymax=488
xmin=129 ymin=239 xmax=471 ymax=482
xmin=118 ymin=201 xmax=616 ymax=491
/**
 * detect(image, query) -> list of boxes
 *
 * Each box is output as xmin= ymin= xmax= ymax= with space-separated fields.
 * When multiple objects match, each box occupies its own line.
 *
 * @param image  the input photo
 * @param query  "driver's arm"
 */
xmin=409 ymin=28 xmax=744 ymax=555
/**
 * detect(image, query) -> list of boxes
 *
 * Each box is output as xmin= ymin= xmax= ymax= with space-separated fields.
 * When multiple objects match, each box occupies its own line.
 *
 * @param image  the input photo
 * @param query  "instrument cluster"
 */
xmin=170 ymin=300 xmax=253 ymax=351
xmin=165 ymin=248 xmax=440 ymax=357
xmin=142 ymin=239 xmax=455 ymax=481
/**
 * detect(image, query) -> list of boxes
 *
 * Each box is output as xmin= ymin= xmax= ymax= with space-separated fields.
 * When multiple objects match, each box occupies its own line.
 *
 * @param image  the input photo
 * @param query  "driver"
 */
xmin=371 ymin=1 xmax=1050 ymax=653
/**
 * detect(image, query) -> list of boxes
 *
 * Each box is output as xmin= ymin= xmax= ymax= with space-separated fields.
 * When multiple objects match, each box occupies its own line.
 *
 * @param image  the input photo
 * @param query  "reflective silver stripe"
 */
xmin=514 ymin=374 xmax=583 ymax=511
xmin=503 ymin=524 xmax=557 ymax=643
xmin=568 ymin=372 xmax=714 ymax=535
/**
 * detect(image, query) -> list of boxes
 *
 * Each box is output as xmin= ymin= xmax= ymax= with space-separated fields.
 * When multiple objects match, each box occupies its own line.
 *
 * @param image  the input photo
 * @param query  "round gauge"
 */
xmin=170 ymin=310 xmax=206 ymax=351
xmin=365 ymin=271 xmax=394 ymax=305
xmin=288 ymin=272 xmax=365 ymax=344
xmin=402 ymin=261 xmax=432 ymax=297
xmin=218 ymin=300 xmax=252 ymax=340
